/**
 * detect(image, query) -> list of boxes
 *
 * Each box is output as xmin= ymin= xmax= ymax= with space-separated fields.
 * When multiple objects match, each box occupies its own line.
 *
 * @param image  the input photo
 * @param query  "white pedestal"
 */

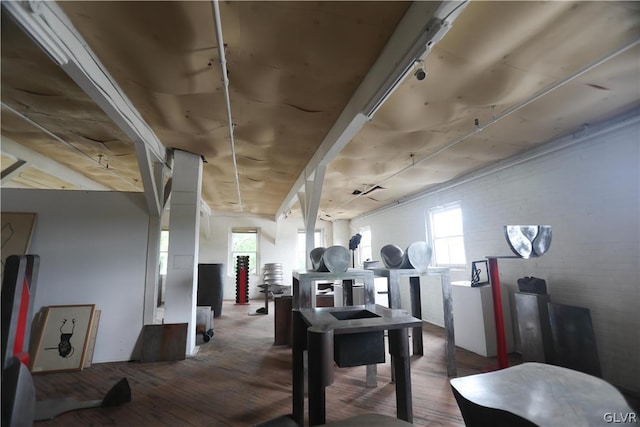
xmin=452 ymin=281 xmax=515 ymax=357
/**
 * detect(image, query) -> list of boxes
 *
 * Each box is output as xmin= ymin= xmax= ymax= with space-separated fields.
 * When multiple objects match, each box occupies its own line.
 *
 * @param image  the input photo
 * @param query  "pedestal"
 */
xmin=452 ymin=281 xmax=514 ymax=357
xmin=373 ymin=267 xmax=456 ymax=376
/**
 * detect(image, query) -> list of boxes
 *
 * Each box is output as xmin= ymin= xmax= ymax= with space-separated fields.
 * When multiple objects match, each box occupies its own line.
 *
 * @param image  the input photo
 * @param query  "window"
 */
xmin=428 ymin=203 xmax=466 ymax=266
xmin=231 ymin=228 xmax=259 ymax=275
xmin=296 ymin=230 xmax=323 ymax=271
xmin=357 ymin=226 xmax=372 ymax=266
xmin=159 ymin=230 xmax=169 ymax=275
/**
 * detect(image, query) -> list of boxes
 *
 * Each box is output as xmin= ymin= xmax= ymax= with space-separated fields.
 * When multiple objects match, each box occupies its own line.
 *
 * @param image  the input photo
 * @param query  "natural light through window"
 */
xmin=296 ymin=230 xmax=323 ymax=271
xmin=429 ymin=204 xmax=466 ymax=266
xmin=159 ymin=230 xmax=169 ymax=275
xmin=231 ymin=228 xmax=259 ymax=275
xmin=358 ymin=226 xmax=372 ymax=266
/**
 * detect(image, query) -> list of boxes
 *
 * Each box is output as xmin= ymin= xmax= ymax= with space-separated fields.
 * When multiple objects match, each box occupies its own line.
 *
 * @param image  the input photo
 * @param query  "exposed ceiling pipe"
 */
xmin=211 ymin=0 xmax=243 ymax=212
xmin=1 ymin=102 xmax=140 ymax=191
xmin=327 ymin=36 xmax=640 ymax=216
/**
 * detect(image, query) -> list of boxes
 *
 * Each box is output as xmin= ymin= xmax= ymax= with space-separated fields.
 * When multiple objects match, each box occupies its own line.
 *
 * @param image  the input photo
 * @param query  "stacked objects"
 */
xmin=256 ymin=263 xmax=288 ymax=315
xmin=235 ymin=256 xmax=250 ymax=305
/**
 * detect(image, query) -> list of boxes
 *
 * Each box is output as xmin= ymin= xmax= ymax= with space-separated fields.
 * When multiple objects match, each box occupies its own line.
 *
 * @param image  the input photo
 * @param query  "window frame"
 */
xmin=357 ymin=226 xmax=372 ymax=267
xmin=230 ymin=228 xmax=260 ymax=276
xmin=427 ymin=202 xmax=467 ymax=268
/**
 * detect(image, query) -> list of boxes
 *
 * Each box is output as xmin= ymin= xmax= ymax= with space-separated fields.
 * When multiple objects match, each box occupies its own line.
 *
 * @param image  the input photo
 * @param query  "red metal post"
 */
xmin=487 ymin=257 xmax=508 ymax=369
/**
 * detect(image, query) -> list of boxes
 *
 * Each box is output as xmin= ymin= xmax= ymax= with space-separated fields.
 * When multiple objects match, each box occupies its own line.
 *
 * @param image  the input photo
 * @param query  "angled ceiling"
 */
xmin=2 ymin=1 xmax=639 ymax=221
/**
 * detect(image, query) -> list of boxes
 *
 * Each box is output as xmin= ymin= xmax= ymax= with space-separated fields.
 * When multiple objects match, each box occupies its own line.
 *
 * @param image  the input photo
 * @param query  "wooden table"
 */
xmin=450 ymin=362 xmax=635 ymax=426
xmin=292 ymin=305 xmax=422 ymax=426
xmin=373 ymin=268 xmax=456 ymax=376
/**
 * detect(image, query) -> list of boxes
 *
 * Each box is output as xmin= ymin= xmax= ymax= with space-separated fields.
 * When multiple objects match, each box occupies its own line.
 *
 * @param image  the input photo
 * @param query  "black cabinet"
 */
xmin=197 ymin=264 xmax=224 ymax=317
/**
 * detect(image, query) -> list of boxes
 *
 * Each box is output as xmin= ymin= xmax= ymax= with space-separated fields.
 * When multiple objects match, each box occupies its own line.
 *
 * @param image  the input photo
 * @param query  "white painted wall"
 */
xmin=198 ymin=214 xmax=333 ymax=301
xmin=351 ymin=117 xmax=640 ymax=393
xmin=1 ymin=189 xmax=149 ymax=364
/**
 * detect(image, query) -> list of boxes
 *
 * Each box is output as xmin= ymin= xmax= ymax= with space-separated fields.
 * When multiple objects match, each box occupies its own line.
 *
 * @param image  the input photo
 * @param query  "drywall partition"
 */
xmin=351 ymin=115 xmax=640 ymax=393
xmin=1 ymin=189 xmax=149 ymax=364
xmin=198 ymin=214 xmax=333 ymax=300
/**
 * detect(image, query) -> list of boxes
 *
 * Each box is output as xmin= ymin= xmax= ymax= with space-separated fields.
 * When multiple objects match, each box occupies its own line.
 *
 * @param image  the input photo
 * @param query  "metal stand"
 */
xmin=487 ymin=257 xmax=509 ymax=370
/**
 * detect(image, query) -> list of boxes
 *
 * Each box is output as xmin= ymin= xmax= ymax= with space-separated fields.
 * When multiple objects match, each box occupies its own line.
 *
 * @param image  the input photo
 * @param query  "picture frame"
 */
xmin=31 ymin=304 xmax=96 ymax=373
xmin=470 ymin=260 xmax=489 ymax=287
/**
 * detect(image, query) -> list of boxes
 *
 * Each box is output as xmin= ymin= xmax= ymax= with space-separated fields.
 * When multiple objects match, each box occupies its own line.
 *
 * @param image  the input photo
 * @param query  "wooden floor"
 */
xmin=32 ymin=301 xmax=521 ymax=427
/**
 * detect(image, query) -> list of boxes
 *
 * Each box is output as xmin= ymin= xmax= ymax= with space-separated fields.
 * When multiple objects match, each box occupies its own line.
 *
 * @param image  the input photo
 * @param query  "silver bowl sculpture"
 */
xmin=504 ymin=225 xmax=552 ymax=259
xmin=310 ymin=247 xmax=326 ymax=271
xmin=310 ymin=245 xmax=350 ymax=273
xmin=380 ymin=244 xmax=404 ymax=269
xmin=400 ymin=241 xmax=432 ymax=272
xmin=381 ymin=242 xmax=432 ymax=272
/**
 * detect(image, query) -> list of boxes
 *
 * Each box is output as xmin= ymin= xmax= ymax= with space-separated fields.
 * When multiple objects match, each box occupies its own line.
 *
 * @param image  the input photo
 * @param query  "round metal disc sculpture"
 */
xmin=380 ymin=244 xmax=404 ymax=268
xmin=400 ymin=241 xmax=432 ymax=272
xmin=381 ymin=242 xmax=432 ymax=272
xmin=310 ymin=247 xmax=326 ymax=271
xmin=504 ymin=225 xmax=552 ymax=259
xmin=310 ymin=245 xmax=350 ymax=273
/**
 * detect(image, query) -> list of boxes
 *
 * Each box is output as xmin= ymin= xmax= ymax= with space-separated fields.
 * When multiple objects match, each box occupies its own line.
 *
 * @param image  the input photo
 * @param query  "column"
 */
xmin=164 ymin=150 xmax=203 ymax=357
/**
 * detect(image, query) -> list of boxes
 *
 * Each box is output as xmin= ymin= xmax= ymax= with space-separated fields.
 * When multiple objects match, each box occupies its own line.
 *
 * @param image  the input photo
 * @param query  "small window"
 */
xmin=231 ymin=228 xmax=259 ymax=275
xmin=428 ymin=203 xmax=466 ymax=267
xmin=296 ymin=229 xmax=323 ymax=271
xmin=159 ymin=230 xmax=169 ymax=275
xmin=357 ymin=226 xmax=372 ymax=266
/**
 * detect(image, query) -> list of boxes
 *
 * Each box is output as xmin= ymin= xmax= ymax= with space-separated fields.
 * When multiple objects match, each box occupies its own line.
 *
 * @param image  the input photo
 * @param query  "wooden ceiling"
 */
xmin=2 ymin=1 xmax=639 ymax=220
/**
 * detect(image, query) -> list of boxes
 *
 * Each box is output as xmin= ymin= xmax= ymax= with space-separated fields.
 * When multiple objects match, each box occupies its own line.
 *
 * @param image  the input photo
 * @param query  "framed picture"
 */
xmin=31 ymin=304 xmax=96 ymax=373
xmin=470 ymin=260 xmax=489 ymax=287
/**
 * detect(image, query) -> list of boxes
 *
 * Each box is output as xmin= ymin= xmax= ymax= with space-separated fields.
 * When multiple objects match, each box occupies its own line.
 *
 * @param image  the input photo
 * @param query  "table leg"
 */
xmin=307 ymin=327 xmax=334 ymax=426
xmin=363 ymin=276 xmax=375 ymax=305
xmin=342 ymin=279 xmax=353 ymax=306
xmin=292 ymin=311 xmax=307 ymax=426
xmin=387 ymin=271 xmax=402 ymax=308
xmin=409 ymin=277 xmax=423 ymax=356
xmin=440 ymin=271 xmax=457 ymax=376
xmin=388 ymin=328 xmax=413 ymax=423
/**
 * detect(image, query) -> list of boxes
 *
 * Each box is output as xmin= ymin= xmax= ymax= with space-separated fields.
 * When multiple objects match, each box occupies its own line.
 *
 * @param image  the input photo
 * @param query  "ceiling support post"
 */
xmin=300 ymin=166 xmax=325 ymax=270
xmin=2 ymin=0 xmax=170 ymax=213
xmin=164 ymin=149 xmax=203 ymax=357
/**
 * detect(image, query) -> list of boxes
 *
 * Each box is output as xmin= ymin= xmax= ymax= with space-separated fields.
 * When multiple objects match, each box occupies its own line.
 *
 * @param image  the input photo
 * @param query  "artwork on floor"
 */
xmin=1 ymin=212 xmax=37 ymax=279
xmin=31 ymin=304 xmax=96 ymax=373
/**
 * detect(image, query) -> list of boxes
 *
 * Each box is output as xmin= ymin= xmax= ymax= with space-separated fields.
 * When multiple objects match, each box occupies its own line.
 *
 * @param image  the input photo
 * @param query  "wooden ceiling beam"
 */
xmin=275 ymin=1 xmax=469 ymax=221
xmin=2 ymin=0 xmax=168 ymax=215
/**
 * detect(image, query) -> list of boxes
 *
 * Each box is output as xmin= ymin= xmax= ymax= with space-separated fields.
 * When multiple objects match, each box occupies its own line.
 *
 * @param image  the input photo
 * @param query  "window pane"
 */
xmin=449 ymin=236 xmax=466 ymax=265
xmin=430 ymin=204 xmax=466 ymax=266
xmin=232 ymin=230 xmax=258 ymax=275
xmin=434 ymin=239 xmax=451 ymax=265
xmin=232 ymin=233 xmax=257 ymax=251
xmin=433 ymin=208 xmax=462 ymax=237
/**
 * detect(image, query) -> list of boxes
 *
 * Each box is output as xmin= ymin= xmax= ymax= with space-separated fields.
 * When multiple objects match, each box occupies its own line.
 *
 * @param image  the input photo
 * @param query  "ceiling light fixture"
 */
xmin=329 ymin=36 xmax=640 ymax=218
xmin=364 ymin=1 xmax=470 ymax=120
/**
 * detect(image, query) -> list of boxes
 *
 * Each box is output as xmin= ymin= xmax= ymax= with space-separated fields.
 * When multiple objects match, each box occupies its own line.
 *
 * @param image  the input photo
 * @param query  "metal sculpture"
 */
xmin=487 ymin=225 xmax=552 ymax=370
xmin=380 ymin=242 xmax=432 ymax=273
xmin=505 ymin=225 xmax=552 ymax=259
xmin=309 ymin=246 xmax=350 ymax=273
xmin=380 ymin=244 xmax=404 ymax=269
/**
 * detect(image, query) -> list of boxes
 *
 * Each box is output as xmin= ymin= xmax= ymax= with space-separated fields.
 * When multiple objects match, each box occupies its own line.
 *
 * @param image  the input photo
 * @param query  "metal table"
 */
xmin=292 ymin=269 xmax=377 ymax=387
xmin=292 ymin=269 xmax=375 ymax=310
xmin=292 ymin=305 xmax=422 ymax=426
xmin=450 ymin=362 xmax=634 ymax=426
xmin=373 ymin=267 xmax=456 ymax=376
